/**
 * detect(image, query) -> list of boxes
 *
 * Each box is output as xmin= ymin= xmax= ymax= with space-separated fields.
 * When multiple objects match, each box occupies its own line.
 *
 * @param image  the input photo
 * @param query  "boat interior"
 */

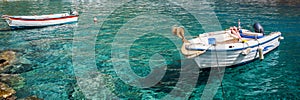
xmin=189 ymin=29 xmax=265 ymax=45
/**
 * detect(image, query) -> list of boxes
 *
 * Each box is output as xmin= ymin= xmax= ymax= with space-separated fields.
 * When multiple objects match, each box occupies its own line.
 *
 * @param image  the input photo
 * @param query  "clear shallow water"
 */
xmin=0 ymin=0 xmax=299 ymax=99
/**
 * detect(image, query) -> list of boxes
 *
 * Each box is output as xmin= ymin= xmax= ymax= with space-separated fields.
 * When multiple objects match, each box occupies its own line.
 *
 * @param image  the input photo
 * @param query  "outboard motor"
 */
xmin=253 ymin=22 xmax=264 ymax=35
xmin=69 ymin=9 xmax=73 ymax=15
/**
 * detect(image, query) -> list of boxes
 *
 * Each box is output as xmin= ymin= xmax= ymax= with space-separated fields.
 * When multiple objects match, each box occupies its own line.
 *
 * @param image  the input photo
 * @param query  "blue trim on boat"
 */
xmin=263 ymin=45 xmax=274 ymax=51
xmin=240 ymin=32 xmax=264 ymax=39
xmin=199 ymin=47 xmax=280 ymax=69
xmin=188 ymin=35 xmax=280 ymax=51
xmin=10 ymin=21 xmax=78 ymax=29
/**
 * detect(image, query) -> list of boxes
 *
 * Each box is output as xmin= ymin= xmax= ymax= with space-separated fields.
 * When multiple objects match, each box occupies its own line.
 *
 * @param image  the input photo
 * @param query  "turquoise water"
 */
xmin=0 ymin=0 xmax=300 ymax=99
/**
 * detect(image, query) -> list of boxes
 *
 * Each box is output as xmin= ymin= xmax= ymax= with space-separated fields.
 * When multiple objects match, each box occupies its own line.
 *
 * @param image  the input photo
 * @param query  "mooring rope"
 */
xmin=214 ymin=45 xmax=226 ymax=99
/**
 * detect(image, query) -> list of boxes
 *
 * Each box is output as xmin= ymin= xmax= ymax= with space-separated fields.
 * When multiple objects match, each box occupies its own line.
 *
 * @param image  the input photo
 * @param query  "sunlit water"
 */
xmin=0 ymin=0 xmax=299 ymax=99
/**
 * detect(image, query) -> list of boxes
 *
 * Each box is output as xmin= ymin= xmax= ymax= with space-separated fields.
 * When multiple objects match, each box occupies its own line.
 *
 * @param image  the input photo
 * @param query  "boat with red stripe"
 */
xmin=2 ymin=11 xmax=79 ymax=29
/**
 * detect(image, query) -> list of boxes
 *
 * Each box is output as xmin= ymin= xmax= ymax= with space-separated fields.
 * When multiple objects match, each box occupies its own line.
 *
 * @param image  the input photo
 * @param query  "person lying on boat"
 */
xmin=230 ymin=26 xmax=242 ymax=39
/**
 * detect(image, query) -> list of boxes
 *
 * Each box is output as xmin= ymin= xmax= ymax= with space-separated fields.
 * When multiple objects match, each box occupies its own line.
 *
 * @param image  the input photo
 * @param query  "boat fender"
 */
xmin=94 ymin=17 xmax=98 ymax=23
xmin=258 ymin=47 xmax=264 ymax=60
xmin=241 ymin=39 xmax=248 ymax=43
xmin=242 ymin=48 xmax=251 ymax=56
xmin=279 ymin=36 xmax=284 ymax=41
xmin=253 ymin=22 xmax=264 ymax=35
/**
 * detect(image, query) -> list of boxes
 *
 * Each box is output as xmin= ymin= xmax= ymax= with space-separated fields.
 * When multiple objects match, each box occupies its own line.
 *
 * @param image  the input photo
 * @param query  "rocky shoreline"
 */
xmin=0 ymin=50 xmax=41 ymax=100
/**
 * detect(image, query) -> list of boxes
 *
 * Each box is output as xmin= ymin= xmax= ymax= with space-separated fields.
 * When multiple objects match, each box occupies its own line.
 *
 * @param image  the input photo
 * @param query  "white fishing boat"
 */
xmin=173 ymin=22 xmax=284 ymax=68
xmin=2 ymin=11 xmax=79 ymax=29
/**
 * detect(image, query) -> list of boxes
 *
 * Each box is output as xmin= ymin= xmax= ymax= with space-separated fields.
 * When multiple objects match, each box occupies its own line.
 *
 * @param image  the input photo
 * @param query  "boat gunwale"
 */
xmin=8 ymin=15 xmax=78 ymax=21
xmin=186 ymin=34 xmax=281 ymax=51
xmin=9 ymin=21 xmax=78 ymax=29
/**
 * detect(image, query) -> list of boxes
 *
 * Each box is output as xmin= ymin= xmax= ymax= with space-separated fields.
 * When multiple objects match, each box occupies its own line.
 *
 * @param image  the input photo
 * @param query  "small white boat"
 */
xmin=173 ymin=23 xmax=284 ymax=68
xmin=2 ymin=11 xmax=79 ymax=29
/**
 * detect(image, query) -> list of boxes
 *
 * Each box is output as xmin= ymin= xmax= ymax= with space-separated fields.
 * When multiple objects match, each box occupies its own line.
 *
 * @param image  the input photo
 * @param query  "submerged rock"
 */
xmin=0 ymin=74 xmax=25 ymax=90
xmin=0 ymin=51 xmax=35 ymax=74
xmin=2 ymin=64 xmax=34 ymax=74
xmin=0 ymin=82 xmax=16 ymax=99
xmin=0 ymin=51 xmax=16 ymax=73
xmin=19 ymin=96 xmax=43 ymax=100
xmin=0 ymin=50 xmax=27 ymax=100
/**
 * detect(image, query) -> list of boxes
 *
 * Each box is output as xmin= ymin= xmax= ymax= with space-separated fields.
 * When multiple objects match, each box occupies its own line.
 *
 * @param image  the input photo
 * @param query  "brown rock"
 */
xmin=0 ymin=51 xmax=16 ymax=72
xmin=5 ymin=95 xmax=17 ymax=100
xmin=0 ymin=82 xmax=16 ymax=99
xmin=20 ymin=96 xmax=43 ymax=100
xmin=0 ymin=74 xmax=25 ymax=90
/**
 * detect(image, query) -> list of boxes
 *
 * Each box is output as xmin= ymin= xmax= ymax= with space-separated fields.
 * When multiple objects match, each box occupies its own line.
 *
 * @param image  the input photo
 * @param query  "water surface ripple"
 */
xmin=0 ymin=0 xmax=299 ymax=99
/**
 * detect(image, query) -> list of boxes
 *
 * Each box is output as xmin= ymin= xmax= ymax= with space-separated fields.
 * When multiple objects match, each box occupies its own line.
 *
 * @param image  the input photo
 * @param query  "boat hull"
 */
xmin=192 ymin=32 xmax=282 ymax=68
xmin=4 ymin=14 xmax=78 ymax=29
